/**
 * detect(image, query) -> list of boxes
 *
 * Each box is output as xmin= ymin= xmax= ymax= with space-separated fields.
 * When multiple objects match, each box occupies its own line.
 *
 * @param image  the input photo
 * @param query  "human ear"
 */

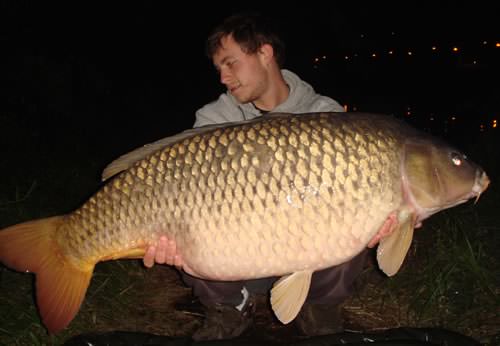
xmin=258 ymin=44 xmax=274 ymax=65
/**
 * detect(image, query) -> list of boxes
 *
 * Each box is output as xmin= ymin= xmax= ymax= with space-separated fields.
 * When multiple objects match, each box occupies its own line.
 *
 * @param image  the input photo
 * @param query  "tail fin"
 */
xmin=0 ymin=216 xmax=94 ymax=333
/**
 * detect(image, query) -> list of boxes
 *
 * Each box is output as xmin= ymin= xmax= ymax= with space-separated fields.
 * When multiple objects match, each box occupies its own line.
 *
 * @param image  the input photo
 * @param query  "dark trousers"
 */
xmin=182 ymin=249 xmax=370 ymax=307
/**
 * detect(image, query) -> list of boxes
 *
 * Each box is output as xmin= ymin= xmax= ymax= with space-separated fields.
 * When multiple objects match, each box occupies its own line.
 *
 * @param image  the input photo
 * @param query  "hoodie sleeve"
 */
xmin=310 ymin=95 xmax=345 ymax=113
xmin=277 ymin=70 xmax=345 ymax=114
xmin=194 ymin=94 xmax=246 ymax=128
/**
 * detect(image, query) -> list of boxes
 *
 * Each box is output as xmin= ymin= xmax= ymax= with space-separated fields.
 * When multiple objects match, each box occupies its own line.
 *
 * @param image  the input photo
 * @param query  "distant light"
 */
xmin=407 ymin=51 xmax=413 ymax=56
xmin=391 ymin=31 xmax=396 ymax=36
xmin=314 ymin=57 xmax=320 ymax=62
xmin=496 ymin=42 xmax=500 ymax=48
xmin=407 ymin=111 xmax=411 ymax=116
xmin=452 ymin=47 xmax=459 ymax=52
xmin=322 ymin=55 xmax=327 ymax=59
xmin=344 ymin=55 xmax=349 ymax=60
xmin=372 ymin=53 xmax=377 ymax=58
xmin=430 ymin=117 xmax=434 ymax=121
xmin=493 ymin=119 xmax=497 ymax=128
xmin=344 ymin=104 xmax=348 ymax=112
xmin=388 ymin=50 xmax=394 ymax=55
xmin=451 ymin=116 xmax=456 ymax=121
xmin=360 ymin=34 xmax=365 ymax=38
xmin=473 ymin=60 xmax=477 ymax=64
xmin=482 ymin=41 xmax=488 ymax=45
xmin=431 ymin=46 xmax=437 ymax=51
xmin=480 ymin=124 xmax=485 ymax=131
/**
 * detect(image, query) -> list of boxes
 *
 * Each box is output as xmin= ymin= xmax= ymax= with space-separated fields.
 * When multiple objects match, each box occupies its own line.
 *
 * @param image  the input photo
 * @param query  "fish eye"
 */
xmin=451 ymin=152 xmax=464 ymax=166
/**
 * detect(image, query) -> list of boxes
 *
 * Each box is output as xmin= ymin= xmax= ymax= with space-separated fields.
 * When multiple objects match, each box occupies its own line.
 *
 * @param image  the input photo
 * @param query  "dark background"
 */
xmin=0 ymin=4 xmax=498 ymax=343
xmin=1 ymin=1 xmax=498 ymax=163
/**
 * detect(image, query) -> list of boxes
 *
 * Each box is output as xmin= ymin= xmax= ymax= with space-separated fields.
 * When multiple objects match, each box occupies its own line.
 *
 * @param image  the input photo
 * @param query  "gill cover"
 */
xmin=403 ymin=141 xmax=478 ymax=211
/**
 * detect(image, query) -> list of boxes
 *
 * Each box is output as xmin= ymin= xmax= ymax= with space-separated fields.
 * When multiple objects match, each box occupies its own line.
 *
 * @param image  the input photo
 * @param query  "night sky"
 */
xmin=1 ymin=2 xmax=498 ymax=157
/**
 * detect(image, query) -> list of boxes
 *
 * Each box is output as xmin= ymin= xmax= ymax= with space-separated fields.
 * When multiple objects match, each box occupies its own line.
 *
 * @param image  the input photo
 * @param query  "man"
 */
xmin=143 ymin=13 xmax=369 ymax=340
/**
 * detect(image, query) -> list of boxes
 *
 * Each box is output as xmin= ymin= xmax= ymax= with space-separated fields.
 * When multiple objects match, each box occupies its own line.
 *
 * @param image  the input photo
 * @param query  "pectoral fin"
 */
xmin=270 ymin=270 xmax=313 ymax=324
xmin=376 ymin=210 xmax=416 ymax=276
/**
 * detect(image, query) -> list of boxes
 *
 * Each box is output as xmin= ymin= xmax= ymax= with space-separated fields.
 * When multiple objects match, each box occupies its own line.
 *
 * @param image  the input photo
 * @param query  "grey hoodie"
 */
xmin=193 ymin=69 xmax=344 ymax=128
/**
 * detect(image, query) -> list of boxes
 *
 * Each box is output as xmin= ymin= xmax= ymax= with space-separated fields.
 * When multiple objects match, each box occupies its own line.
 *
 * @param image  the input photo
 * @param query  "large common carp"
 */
xmin=0 ymin=112 xmax=489 ymax=333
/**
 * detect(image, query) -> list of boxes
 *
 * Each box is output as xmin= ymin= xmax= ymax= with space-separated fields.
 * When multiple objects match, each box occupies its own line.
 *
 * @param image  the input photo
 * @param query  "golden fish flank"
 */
xmin=0 ymin=112 xmax=489 ymax=333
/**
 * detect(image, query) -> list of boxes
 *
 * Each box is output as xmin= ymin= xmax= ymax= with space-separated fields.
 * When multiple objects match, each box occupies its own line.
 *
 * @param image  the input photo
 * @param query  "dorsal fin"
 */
xmin=102 ymin=127 xmax=209 ymax=181
xmin=101 ymin=113 xmax=297 ymax=181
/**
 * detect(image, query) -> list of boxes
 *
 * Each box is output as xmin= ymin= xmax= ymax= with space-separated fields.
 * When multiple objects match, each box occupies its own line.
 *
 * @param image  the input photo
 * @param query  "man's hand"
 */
xmin=143 ymin=235 xmax=183 ymax=269
xmin=367 ymin=212 xmax=397 ymax=248
xmin=367 ymin=211 xmax=424 ymax=248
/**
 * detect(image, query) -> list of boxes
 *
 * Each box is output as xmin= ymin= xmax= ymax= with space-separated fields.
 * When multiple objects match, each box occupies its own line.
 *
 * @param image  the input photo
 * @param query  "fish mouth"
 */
xmin=456 ymin=170 xmax=490 ymax=206
xmin=472 ymin=171 xmax=490 ymax=204
xmin=434 ymin=170 xmax=490 ymax=211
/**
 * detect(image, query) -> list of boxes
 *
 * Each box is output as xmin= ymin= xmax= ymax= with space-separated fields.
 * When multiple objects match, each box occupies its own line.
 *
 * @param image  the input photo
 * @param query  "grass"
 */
xmin=0 ymin=261 xmax=134 ymax=345
xmin=355 ymin=203 xmax=499 ymax=336
xmin=0 ymin=113 xmax=498 ymax=345
xmin=348 ymin=176 xmax=499 ymax=344
xmin=412 ymin=209 xmax=497 ymax=316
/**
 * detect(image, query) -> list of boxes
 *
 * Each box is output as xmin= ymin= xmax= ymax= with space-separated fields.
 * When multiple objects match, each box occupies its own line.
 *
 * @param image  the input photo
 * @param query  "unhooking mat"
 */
xmin=63 ymin=327 xmax=483 ymax=346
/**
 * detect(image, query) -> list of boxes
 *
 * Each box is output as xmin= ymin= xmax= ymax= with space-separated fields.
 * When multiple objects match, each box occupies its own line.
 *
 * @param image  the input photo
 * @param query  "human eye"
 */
xmin=226 ymin=59 xmax=237 ymax=68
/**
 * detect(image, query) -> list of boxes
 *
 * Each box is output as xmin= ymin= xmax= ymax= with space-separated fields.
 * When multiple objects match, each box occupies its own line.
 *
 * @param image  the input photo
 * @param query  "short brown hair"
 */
xmin=206 ymin=12 xmax=286 ymax=68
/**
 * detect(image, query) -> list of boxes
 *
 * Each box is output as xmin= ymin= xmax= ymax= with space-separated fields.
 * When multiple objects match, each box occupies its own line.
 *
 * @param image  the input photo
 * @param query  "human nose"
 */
xmin=219 ymin=67 xmax=232 ymax=86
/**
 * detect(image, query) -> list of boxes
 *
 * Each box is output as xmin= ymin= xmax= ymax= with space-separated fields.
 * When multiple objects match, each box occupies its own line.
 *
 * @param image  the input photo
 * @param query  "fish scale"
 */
xmin=64 ymin=114 xmax=398 ymax=280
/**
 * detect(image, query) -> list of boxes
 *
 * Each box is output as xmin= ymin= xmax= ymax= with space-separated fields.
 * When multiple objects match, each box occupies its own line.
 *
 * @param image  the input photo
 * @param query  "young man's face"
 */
xmin=212 ymin=34 xmax=269 ymax=104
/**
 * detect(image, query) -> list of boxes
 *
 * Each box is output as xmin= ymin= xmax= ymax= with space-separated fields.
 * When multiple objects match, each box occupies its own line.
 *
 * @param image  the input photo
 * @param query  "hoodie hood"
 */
xmin=237 ymin=70 xmax=318 ymax=117
xmin=193 ymin=69 xmax=343 ymax=128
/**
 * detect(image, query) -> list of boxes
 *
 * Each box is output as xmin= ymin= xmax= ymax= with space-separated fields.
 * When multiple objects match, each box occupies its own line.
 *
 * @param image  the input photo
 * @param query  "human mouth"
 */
xmin=229 ymin=84 xmax=241 ymax=93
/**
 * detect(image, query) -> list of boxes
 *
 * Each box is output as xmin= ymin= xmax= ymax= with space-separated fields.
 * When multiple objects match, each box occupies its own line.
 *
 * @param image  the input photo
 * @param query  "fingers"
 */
xmin=167 ymin=240 xmax=184 ymax=268
xmin=367 ymin=212 xmax=398 ymax=248
xmin=143 ymin=245 xmax=156 ymax=268
xmin=155 ymin=236 xmax=168 ymax=264
xmin=367 ymin=235 xmax=381 ymax=248
xmin=165 ymin=239 xmax=176 ymax=265
xmin=173 ymin=254 xmax=183 ymax=269
xmin=143 ymin=235 xmax=184 ymax=268
xmin=142 ymin=236 xmax=168 ymax=268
